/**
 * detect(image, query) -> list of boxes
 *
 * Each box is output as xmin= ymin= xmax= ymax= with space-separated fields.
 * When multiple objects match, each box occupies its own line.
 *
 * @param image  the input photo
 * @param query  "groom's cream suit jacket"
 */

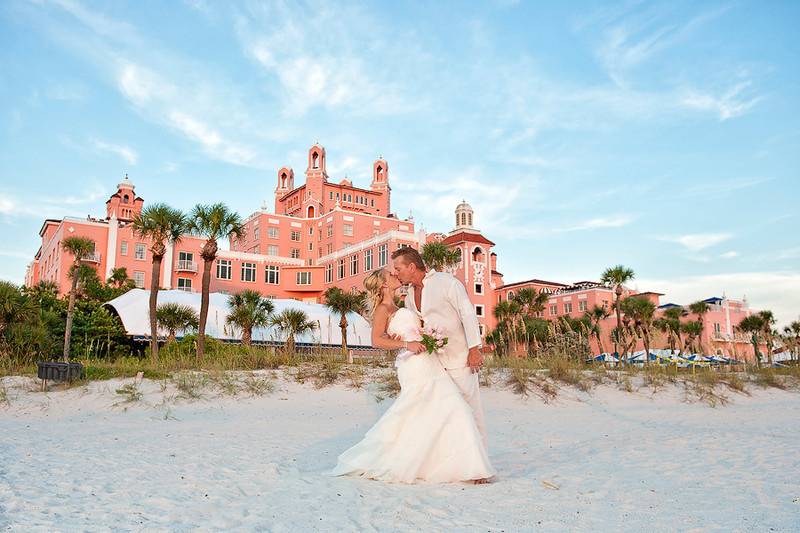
xmin=405 ymin=270 xmax=482 ymax=370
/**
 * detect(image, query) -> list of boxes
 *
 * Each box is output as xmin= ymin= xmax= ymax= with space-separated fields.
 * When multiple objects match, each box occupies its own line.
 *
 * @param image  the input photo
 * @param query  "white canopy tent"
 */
xmin=104 ymin=289 xmax=373 ymax=347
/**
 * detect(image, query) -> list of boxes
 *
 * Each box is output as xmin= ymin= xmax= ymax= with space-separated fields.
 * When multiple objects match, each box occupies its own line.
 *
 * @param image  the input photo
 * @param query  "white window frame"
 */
xmin=343 ymin=224 xmax=353 ymax=237
xmin=265 ymin=265 xmax=280 ymax=285
xmin=267 ymin=245 xmax=279 ymax=256
xmin=120 ymin=241 xmax=128 ymax=256
xmin=296 ymin=271 xmax=312 ymax=285
xmin=268 ymin=227 xmax=279 ymax=239
xmin=241 ymin=262 xmax=257 ymax=282
xmin=549 ymin=305 xmax=557 ymax=316
xmin=350 ymin=254 xmax=358 ymax=276
xmin=327 ymin=225 xmax=333 ymax=237
xmin=337 ymin=258 xmax=345 ymax=280
xmin=475 ymin=283 xmax=483 ymax=295
xmin=325 ymin=263 xmax=333 ymax=283
xmin=133 ymin=271 xmax=145 ymax=288
xmin=476 ymin=305 xmax=484 ymax=317
xmin=364 ymin=249 xmax=373 ymax=271
xmin=290 ymin=230 xmax=301 ymax=241
xmin=579 ymin=301 xmax=587 ymax=312
xmin=177 ymin=278 xmax=192 ymax=291
xmin=564 ymin=302 xmax=573 ymax=314
xmin=290 ymin=248 xmax=300 ymax=259
xmin=134 ymin=243 xmax=146 ymax=260
xmin=216 ymin=259 xmax=232 ymax=280
xmin=378 ymin=244 xmax=388 ymax=267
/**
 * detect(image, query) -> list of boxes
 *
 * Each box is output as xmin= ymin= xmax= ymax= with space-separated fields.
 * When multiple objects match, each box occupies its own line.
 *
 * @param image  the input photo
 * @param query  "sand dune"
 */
xmin=1 ymin=374 xmax=798 ymax=532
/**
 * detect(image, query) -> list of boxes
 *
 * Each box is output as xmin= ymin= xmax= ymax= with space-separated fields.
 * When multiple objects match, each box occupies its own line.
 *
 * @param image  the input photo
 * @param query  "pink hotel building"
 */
xmin=24 ymin=143 xmax=763 ymax=360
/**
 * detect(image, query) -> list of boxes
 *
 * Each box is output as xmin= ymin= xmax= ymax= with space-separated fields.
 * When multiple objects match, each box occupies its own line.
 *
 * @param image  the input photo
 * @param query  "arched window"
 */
xmin=376 ymin=165 xmax=383 ymax=181
xmin=472 ymin=246 xmax=483 ymax=261
xmin=467 ymin=213 xmax=473 ymax=226
xmin=281 ymin=173 xmax=287 ymax=188
xmin=507 ymin=291 xmax=514 ymax=301
xmin=455 ymin=213 xmax=460 ymax=226
xmin=307 ymin=206 xmax=315 ymax=218
xmin=312 ymin=152 xmax=319 ymax=169
xmin=123 ymin=194 xmax=129 ymax=204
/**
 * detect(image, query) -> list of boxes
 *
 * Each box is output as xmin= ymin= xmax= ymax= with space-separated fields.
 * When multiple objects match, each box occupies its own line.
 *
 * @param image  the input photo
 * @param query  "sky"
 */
xmin=0 ymin=0 xmax=798 ymax=326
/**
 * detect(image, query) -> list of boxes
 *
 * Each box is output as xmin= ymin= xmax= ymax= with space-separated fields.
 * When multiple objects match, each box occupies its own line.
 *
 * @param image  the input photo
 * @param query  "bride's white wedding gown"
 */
xmin=331 ymin=308 xmax=495 ymax=483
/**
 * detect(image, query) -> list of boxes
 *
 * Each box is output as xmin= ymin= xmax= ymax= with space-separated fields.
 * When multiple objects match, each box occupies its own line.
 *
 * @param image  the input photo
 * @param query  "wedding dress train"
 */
xmin=331 ymin=308 xmax=495 ymax=483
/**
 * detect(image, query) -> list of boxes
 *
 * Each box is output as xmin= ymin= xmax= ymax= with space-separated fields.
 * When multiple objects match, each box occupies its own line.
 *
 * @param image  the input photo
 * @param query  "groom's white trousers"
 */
xmin=446 ymin=367 xmax=488 ymax=451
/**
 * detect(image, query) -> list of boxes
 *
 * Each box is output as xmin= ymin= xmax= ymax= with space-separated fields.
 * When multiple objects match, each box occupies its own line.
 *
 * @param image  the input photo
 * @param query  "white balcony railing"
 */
xmin=176 ymin=285 xmax=193 ymax=292
xmin=176 ymin=260 xmax=198 ymax=272
xmin=84 ymin=252 xmax=101 ymax=263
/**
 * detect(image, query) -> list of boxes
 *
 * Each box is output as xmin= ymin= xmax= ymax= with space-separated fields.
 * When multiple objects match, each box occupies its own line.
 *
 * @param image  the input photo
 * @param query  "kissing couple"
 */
xmin=332 ymin=247 xmax=495 ymax=484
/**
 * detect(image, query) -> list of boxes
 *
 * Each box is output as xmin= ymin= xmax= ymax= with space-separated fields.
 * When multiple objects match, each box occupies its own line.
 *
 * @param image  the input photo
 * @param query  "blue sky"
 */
xmin=1 ymin=0 xmax=798 ymax=325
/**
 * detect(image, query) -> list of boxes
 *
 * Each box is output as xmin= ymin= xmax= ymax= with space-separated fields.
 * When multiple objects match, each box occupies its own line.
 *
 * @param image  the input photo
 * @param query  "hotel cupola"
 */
xmin=105 ymin=174 xmax=143 ymax=222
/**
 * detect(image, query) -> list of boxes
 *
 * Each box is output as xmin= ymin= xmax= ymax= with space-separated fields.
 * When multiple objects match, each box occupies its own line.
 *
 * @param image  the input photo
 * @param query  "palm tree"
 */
xmin=757 ymin=310 xmax=777 ymax=365
xmin=132 ymin=203 xmax=186 ymax=362
xmin=680 ymin=320 xmax=703 ymax=354
xmin=600 ymin=265 xmax=635 ymax=362
xmin=323 ymin=287 xmax=367 ymax=356
xmin=269 ymin=308 xmax=318 ymax=354
xmin=688 ymin=300 xmax=710 ymax=354
xmin=156 ymin=302 xmax=199 ymax=344
xmin=226 ymin=290 xmax=274 ymax=346
xmin=0 ymin=281 xmax=36 ymax=338
xmin=421 ymin=241 xmax=461 ymax=272
xmin=620 ymin=296 xmax=656 ymax=365
xmin=106 ymin=267 xmax=135 ymax=289
xmin=61 ymin=236 xmax=96 ymax=362
xmin=737 ymin=315 xmax=765 ymax=367
xmin=493 ymin=300 xmax=521 ymax=353
xmin=584 ymin=304 xmax=611 ymax=355
xmin=187 ymin=203 xmax=244 ymax=360
xmin=784 ymin=320 xmax=800 ymax=362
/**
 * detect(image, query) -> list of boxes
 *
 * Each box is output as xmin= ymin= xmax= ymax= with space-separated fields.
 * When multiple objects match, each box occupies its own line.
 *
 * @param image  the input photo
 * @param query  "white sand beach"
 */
xmin=1 ymin=373 xmax=798 ymax=532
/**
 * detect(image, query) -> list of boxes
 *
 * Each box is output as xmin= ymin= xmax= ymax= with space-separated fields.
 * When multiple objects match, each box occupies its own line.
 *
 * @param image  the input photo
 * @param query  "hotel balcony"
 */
xmin=84 ymin=252 xmax=101 ymax=263
xmin=176 ymin=260 xmax=198 ymax=272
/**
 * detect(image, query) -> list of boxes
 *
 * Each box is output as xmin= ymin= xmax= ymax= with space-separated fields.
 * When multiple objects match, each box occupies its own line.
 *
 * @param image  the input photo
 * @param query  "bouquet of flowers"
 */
xmin=420 ymin=325 xmax=448 ymax=354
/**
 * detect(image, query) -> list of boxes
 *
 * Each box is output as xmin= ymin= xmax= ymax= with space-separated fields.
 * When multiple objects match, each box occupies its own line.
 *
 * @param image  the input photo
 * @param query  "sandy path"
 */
xmin=0 ymin=376 xmax=798 ymax=532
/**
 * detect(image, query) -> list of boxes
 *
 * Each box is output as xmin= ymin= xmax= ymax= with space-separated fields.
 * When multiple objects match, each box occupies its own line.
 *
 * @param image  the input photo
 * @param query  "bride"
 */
xmin=331 ymin=268 xmax=495 ymax=484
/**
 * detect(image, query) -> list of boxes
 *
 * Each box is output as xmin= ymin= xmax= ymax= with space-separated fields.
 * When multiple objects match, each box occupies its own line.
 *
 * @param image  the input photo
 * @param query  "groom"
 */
xmin=391 ymin=247 xmax=488 ymax=451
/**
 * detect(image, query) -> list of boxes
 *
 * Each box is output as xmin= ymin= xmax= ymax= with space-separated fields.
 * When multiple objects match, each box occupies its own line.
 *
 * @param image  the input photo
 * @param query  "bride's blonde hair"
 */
xmin=363 ymin=268 xmax=388 ymax=323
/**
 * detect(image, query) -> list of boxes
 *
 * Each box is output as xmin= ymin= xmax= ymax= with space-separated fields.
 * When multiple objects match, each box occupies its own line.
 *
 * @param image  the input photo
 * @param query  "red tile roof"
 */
xmin=441 ymin=231 xmax=495 ymax=246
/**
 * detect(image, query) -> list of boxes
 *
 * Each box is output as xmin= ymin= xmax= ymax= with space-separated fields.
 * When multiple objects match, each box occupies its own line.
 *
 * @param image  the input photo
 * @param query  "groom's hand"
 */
xmin=467 ymin=347 xmax=484 ymax=373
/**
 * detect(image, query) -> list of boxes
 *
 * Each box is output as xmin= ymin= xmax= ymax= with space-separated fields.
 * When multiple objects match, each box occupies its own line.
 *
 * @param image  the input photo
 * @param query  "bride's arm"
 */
xmin=371 ymin=306 xmax=425 ymax=353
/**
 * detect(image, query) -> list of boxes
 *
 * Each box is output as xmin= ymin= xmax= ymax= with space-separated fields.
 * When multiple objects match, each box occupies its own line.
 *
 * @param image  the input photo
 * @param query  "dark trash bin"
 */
xmin=37 ymin=361 xmax=84 ymax=384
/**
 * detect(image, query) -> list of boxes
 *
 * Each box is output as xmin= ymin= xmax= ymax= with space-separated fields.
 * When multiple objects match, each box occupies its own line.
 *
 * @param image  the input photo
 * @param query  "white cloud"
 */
xmin=721 ymin=251 xmax=739 ymax=259
xmin=563 ymin=214 xmax=635 ymax=232
xmin=92 ymin=138 xmax=138 ymax=165
xmin=637 ymin=271 xmax=800 ymax=327
xmin=659 ymin=233 xmax=732 ymax=252
xmin=680 ymin=81 xmax=762 ymax=121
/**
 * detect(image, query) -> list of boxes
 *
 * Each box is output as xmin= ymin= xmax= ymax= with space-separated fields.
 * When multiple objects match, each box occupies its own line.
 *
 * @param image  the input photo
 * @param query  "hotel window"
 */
xmin=364 ymin=249 xmax=373 ymax=271
xmin=267 ymin=245 xmax=279 ymax=256
xmin=296 ymin=271 xmax=312 ymax=285
xmin=135 ymin=243 xmax=146 ymax=260
xmin=216 ymin=259 xmax=232 ymax=280
xmin=291 ymin=230 xmax=301 ymax=241
xmin=347 ymin=194 xmax=352 ymax=202
xmin=268 ymin=227 xmax=279 ymax=239
xmin=714 ymin=323 xmax=721 ymax=335
xmin=327 ymin=225 xmax=333 ymax=237
xmin=338 ymin=258 xmax=345 ymax=279
xmin=371 ymin=199 xmax=375 ymax=207
xmin=327 ymin=243 xmax=333 ymax=254
xmin=133 ymin=271 xmax=145 ymax=288
xmin=378 ymin=244 xmax=388 ymax=267
xmin=479 ymin=324 xmax=485 ymax=336
xmin=290 ymin=248 xmax=300 ymax=259
xmin=308 ymin=242 xmax=313 ymax=251
xmin=564 ymin=302 xmax=573 ymax=314
xmin=308 ymin=226 xmax=313 ymax=235
xmin=476 ymin=305 xmax=484 ymax=317
xmin=329 ymin=191 xmax=334 ymax=200
xmin=336 ymin=193 xmax=340 ymax=200
xmin=549 ymin=304 xmax=557 ymax=316
xmin=265 ymin=265 xmax=280 ymax=284
xmin=475 ymin=283 xmax=483 ymax=294
xmin=177 ymin=278 xmax=192 ymax=291
xmin=602 ymin=300 xmax=609 ymax=309
xmin=350 ymin=254 xmax=359 ymax=276
xmin=343 ymin=224 xmax=353 ymax=237
xmin=507 ymin=291 xmax=514 ymax=301
xmin=120 ymin=241 xmax=128 ymax=256
xmin=579 ymin=301 xmax=587 ymax=312
xmin=325 ymin=263 xmax=333 ymax=283
xmin=241 ymin=262 xmax=256 ymax=282
xmin=253 ymin=228 xmax=259 ymax=240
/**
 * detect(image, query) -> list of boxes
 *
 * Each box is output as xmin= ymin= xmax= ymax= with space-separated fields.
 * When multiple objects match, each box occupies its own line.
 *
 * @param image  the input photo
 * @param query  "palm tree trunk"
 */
xmin=340 ymin=315 xmax=348 ymax=357
xmin=288 ymin=333 xmax=295 ymax=354
xmin=62 ymin=266 xmax=80 ymax=363
xmin=149 ymin=254 xmax=163 ymax=362
xmin=243 ymin=328 xmax=252 ymax=346
xmin=614 ymin=294 xmax=622 ymax=363
xmin=197 ymin=258 xmax=213 ymax=361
